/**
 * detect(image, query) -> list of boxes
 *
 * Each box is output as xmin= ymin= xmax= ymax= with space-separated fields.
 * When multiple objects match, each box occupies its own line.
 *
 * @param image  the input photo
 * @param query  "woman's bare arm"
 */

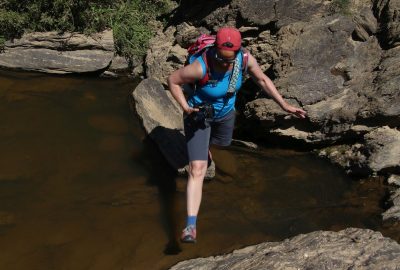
xmin=168 ymin=61 xmax=203 ymax=114
xmin=247 ymin=53 xmax=307 ymax=118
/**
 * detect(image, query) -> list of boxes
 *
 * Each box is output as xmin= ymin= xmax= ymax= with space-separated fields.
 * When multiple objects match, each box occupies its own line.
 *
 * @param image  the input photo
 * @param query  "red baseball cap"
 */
xmin=216 ymin=27 xmax=242 ymax=51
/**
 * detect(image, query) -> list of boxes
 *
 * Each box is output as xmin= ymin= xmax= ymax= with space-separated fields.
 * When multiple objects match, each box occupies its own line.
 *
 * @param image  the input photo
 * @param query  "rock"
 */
xmin=232 ymin=0 xmax=327 ymax=28
xmin=145 ymin=26 xmax=177 ymax=86
xmin=388 ymin=175 xmax=400 ymax=186
xmin=131 ymin=78 xmax=215 ymax=178
xmin=231 ymin=139 xmax=258 ymax=149
xmin=364 ymin=126 xmax=400 ymax=174
xmin=169 ymin=228 xmax=400 ymax=270
xmin=353 ymin=7 xmax=378 ymax=42
xmin=0 ymin=30 xmax=114 ymax=74
xmin=383 ymin=183 xmax=400 ymax=221
xmin=108 ymin=56 xmax=130 ymax=73
xmin=368 ymin=46 xmax=400 ymax=118
xmin=374 ymin=0 xmax=400 ymax=48
xmin=175 ymin=23 xmax=205 ymax=48
xmin=317 ymin=127 xmax=400 ymax=176
xmin=316 ymin=143 xmax=369 ymax=176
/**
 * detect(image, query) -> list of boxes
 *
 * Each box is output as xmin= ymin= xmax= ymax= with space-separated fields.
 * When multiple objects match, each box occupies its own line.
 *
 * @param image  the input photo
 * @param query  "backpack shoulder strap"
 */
xmin=198 ymin=49 xmax=212 ymax=86
xmin=241 ymin=48 xmax=249 ymax=73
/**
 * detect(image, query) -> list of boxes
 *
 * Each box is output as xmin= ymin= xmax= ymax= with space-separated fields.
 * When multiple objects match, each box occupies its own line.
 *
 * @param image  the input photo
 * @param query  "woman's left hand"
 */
xmin=283 ymin=104 xmax=307 ymax=119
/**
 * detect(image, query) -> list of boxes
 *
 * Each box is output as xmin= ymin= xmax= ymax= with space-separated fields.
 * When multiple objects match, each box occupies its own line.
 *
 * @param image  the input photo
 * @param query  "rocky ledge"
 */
xmin=0 ymin=30 xmax=129 ymax=74
xmin=170 ymin=228 xmax=400 ymax=270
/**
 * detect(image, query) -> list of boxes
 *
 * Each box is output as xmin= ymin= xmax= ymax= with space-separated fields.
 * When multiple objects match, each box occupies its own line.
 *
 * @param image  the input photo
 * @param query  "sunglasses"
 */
xmin=214 ymin=52 xmax=236 ymax=63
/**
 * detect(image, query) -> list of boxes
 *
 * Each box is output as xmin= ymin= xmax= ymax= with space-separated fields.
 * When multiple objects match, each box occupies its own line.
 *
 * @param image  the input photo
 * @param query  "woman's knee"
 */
xmin=188 ymin=161 xmax=207 ymax=178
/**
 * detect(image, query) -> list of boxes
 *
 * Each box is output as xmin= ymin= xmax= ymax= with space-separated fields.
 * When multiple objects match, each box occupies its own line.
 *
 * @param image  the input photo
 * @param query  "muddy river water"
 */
xmin=0 ymin=70 xmax=397 ymax=269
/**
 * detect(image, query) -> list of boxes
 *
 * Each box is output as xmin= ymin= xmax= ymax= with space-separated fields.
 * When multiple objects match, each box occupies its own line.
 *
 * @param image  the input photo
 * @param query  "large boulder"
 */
xmin=131 ymin=78 xmax=215 ymax=178
xmin=170 ymin=228 xmax=400 ymax=270
xmin=0 ymin=30 xmax=119 ymax=74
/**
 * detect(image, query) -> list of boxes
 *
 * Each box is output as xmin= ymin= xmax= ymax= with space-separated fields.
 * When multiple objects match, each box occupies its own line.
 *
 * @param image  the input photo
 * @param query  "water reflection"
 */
xmin=0 ymin=70 xmax=397 ymax=270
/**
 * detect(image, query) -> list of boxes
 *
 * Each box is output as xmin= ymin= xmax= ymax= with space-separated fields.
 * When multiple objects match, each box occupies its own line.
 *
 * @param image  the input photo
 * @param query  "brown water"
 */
xmin=0 ymin=70 xmax=398 ymax=270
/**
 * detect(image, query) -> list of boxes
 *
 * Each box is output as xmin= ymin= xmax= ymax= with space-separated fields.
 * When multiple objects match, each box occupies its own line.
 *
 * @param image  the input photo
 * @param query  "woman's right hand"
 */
xmin=184 ymin=106 xmax=199 ymax=115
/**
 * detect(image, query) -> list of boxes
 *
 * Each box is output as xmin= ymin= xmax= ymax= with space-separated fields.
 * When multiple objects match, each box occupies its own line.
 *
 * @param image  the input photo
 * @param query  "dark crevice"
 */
xmin=371 ymin=0 xmax=396 ymax=50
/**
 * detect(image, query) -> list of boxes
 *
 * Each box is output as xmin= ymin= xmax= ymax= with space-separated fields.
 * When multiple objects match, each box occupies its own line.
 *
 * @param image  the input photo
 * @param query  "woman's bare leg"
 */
xmin=187 ymin=160 xmax=208 ymax=216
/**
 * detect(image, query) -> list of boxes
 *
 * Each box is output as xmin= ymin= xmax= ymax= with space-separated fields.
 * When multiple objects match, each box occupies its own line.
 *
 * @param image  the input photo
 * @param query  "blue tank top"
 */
xmin=187 ymin=49 xmax=244 ymax=119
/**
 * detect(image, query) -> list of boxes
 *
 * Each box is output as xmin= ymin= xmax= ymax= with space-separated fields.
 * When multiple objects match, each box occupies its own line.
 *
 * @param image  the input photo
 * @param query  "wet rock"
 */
xmin=0 ymin=30 xmax=115 ymax=74
xmin=170 ymin=228 xmax=400 ymax=270
xmin=131 ymin=78 xmax=215 ymax=178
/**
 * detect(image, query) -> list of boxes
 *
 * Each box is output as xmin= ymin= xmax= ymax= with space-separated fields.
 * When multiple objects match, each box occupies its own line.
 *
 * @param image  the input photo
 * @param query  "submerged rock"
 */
xmin=170 ymin=228 xmax=400 ymax=270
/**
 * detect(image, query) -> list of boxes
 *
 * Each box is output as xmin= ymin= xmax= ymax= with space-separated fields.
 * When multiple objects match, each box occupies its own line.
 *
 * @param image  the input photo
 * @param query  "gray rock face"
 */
xmin=0 ymin=31 xmax=115 ymax=74
xmin=233 ymin=0 xmax=327 ymax=27
xmin=131 ymin=78 xmax=215 ymax=178
xmin=170 ymin=228 xmax=400 ymax=270
xmin=364 ymin=127 xmax=400 ymax=174
xmin=145 ymin=27 xmax=178 ymax=86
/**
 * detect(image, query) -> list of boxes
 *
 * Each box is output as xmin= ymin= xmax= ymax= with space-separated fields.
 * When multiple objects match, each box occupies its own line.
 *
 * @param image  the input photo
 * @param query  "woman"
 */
xmin=168 ymin=27 xmax=307 ymax=243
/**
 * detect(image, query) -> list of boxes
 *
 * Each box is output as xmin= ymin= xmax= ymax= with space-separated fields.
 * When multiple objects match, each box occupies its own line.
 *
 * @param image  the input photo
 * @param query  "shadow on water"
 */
xmin=135 ymin=135 xmax=183 ymax=255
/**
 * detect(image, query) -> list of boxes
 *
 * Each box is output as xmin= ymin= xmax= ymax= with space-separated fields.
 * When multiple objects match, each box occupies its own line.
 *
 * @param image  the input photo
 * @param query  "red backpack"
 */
xmin=186 ymin=34 xmax=249 ymax=86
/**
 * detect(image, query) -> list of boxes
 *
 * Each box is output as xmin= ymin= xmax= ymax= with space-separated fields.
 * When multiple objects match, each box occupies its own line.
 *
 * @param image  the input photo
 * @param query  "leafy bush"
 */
xmin=111 ymin=0 xmax=176 ymax=60
xmin=0 ymin=36 xmax=5 ymax=52
xmin=0 ymin=9 xmax=26 ymax=40
xmin=0 ymin=0 xmax=176 ymax=60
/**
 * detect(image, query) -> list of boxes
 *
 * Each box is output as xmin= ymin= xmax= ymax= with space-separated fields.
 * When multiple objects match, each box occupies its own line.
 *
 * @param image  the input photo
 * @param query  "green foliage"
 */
xmin=0 ymin=9 xmax=26 ymax=39
xmin=0 ymin=35 xmax=5 ymax=52
xmin=111 ymin=0 xmax=176 ymax=60
xmin=0 ymin=0 xmax=176 ymax=60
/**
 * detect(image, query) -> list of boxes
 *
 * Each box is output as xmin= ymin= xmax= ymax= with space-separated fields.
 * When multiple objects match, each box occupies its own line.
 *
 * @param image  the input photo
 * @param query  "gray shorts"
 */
xmin=184 ymin=110 xmax=236 ymax=161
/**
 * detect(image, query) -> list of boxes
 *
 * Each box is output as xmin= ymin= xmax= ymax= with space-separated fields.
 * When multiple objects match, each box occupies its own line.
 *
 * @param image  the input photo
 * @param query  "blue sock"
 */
xmin=186 ymin=216 xmax=197 ymax=228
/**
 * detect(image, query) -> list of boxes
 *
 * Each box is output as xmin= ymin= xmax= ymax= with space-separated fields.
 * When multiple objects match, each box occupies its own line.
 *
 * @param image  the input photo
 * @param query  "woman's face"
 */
xmin=215 ymin=49 xmax=236 ymax=68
